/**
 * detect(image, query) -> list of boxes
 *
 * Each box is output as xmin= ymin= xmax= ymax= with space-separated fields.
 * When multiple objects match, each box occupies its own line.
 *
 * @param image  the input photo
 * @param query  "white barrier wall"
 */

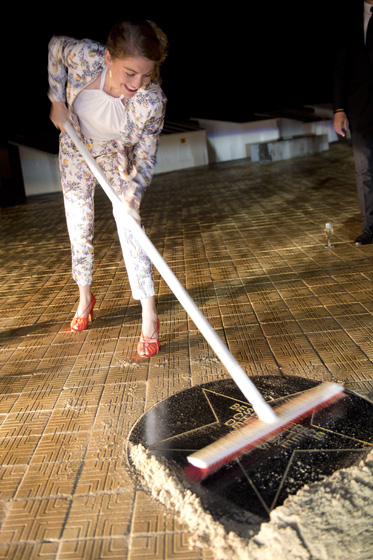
xmin=251 ymin=134 xmax=329 ymax=162
xmin=277 ymin=118 xmax=305 ymax=140
xmin=155 ymin=130 xmax=208 ymax=173
xmin=303 ymin=120 xmax=339 ymax=143
xmin=194 ymin=117 xmax=335 ymax=163
xmin=195 ymin=117 xmax=283 ymax=163
xmin=17 ymin=144 xmax=61 ymax=196
xmin=192 ymin=119 xmax=252 ymax=162
xmin=13 ymin=110 xmax=338 ymax=197
xmin=14 ymin=129 xmax=209 ymax=196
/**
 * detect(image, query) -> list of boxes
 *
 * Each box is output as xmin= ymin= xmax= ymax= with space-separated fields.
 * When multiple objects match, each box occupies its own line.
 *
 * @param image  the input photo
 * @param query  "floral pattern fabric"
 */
xmin=59 ymin=134 xmax=154 ymax=298
xmin=48 ymin=36 xmax=166 ymax=298
xmin=48 ymin=36 xmax=167 ymax=200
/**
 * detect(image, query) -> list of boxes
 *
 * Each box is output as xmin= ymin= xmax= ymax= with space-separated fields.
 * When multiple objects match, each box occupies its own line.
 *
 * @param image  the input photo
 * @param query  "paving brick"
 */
xmin=0 ymin=143 xmax=372 ymax=558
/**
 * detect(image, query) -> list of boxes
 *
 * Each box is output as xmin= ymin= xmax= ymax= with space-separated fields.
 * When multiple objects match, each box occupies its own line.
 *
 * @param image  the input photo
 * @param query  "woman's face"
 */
xmin=105 ymin=51 xmax=155 ymax=98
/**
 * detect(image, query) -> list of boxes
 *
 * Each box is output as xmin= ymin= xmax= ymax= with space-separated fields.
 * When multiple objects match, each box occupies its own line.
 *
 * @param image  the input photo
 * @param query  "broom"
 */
xmin=64 ymin=121 xmax=345 ymax=477
xmin=185 ymin=381 xmax=344 ymax=480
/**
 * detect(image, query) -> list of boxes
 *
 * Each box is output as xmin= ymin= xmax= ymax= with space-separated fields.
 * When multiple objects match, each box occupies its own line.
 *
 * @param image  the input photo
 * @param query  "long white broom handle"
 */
xmin=64 ymin=121 xmax=278 ymax=424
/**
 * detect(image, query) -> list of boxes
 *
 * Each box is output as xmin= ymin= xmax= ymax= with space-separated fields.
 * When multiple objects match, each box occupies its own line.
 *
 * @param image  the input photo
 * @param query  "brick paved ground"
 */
xmin=1 ymin=141 xmax=372 ymax=559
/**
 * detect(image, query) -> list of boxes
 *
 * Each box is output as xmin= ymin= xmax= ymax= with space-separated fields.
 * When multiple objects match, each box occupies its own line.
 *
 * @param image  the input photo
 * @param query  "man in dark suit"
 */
xmin=333 ymin=0 xmax=373 ymax=245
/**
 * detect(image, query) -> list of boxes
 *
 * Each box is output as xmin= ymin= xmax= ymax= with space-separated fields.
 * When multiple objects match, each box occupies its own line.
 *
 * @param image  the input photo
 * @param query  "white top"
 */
xmin=74 ymin=68 xmax=125 ymax=140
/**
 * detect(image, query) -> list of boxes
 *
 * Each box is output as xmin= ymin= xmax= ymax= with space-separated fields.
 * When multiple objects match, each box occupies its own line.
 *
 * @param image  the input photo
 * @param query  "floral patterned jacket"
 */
xmin=48 ymin=36 xmax=167 ymax=199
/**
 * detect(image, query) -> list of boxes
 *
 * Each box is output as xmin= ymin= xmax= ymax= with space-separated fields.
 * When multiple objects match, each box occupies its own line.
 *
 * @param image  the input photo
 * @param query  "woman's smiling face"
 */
xmin=105 ymin=51 xmax=155 ymax=98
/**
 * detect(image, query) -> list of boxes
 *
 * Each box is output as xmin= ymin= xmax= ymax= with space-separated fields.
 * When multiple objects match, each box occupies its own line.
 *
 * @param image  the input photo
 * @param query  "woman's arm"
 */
xmin=119 ymin=91 xmax=167 ymax=201
xmin=48 ymin=36 xmax=104 ymax=103
xmin=48 ymin=36 xmax=105 ymax=132
xmin=47 ymin=36 xmax=76 ymax=103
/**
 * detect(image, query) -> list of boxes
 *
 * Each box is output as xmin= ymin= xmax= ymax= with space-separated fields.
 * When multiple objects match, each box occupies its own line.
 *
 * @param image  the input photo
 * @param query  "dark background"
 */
xmin=3 ymin=2 xmax=342 ymax=152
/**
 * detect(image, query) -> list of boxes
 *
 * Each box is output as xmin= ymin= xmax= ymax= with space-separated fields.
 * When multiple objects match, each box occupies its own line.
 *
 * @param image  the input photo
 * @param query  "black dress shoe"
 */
xmin=354 ymin=229 xmax=373 ymax=245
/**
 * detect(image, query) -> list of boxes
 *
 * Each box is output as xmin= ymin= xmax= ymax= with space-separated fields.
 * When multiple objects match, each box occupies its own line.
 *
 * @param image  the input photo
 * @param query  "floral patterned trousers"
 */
xmin=59 ymin=133 xmax=155 ymax=300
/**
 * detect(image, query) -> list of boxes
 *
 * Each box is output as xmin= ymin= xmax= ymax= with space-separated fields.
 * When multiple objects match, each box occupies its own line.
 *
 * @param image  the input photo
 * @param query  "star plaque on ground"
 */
xmin=128 ymin=376 xmax=373 ymax=535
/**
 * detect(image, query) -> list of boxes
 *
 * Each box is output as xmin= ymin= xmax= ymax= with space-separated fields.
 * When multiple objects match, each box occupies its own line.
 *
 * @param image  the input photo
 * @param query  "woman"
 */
xmin=48 ymin=18 xmax=168 ymax=357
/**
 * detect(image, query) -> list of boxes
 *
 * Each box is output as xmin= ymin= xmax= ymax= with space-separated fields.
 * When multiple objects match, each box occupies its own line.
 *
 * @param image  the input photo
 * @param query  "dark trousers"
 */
xmin=351 ymin=129 xmax=373 ymax=229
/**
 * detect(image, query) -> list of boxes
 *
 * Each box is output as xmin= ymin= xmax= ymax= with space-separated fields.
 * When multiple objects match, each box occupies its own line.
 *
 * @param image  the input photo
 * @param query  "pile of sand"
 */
xmin=129 ymin=444 xmax=373 ymax=560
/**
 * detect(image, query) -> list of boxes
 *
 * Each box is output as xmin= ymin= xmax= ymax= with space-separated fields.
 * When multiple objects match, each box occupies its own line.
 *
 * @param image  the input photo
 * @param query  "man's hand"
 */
xmin=333 ymin=111 xmax=349 ymax=137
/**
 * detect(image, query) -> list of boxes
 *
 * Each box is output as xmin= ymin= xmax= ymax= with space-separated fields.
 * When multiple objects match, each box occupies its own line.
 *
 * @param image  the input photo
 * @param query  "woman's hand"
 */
xmin=333 ymin=111 xmax=348 ymax=137
xmin=122 ymin=190 xmax=141 ymax=224
xmin=50 ymin=101 xmax=69 ymax=133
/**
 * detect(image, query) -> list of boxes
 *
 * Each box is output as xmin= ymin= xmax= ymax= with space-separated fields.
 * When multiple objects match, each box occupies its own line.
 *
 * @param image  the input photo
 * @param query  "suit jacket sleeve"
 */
xmin=333 ymin=32 xmax=351 ymax=113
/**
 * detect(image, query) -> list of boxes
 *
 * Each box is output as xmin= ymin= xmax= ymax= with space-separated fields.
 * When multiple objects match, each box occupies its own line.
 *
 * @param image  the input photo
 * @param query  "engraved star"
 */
xmin=129 ymin=378 xmax=373 ymax=521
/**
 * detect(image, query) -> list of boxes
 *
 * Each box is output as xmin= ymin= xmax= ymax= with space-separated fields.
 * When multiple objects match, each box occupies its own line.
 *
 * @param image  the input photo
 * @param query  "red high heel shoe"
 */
xmin=137 ymin=319 xmax=160 ymax=358
xmin=70 ymin=294 xmax=96 ymax=332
